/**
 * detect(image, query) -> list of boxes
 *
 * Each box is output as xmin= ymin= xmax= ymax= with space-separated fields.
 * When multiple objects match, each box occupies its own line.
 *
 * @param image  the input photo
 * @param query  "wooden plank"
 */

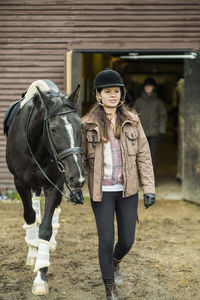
xmin=1 ymin=9 xmax=200 ymax=15
xmin=0 ymin=78 xmax=64 ymax=84
xmin=0 ymin=178 xmax=14 ymax=183
xmin=1 ymin=3 xmax=200 ymax=10
xmin=0 ymin=175 xmax=12 ymax=180
xmin=0 ymin=60 xmax=64 ymax=66
xmin=0 ymin=66 xmax=64 ymax=72
xmin=1 ymin=20 xmax=200 ymax=27
xmin=0 ymin=86 xmax=65 ymax=96
xmin=0 ymin=95 xmax=23 ymax=100
xmin=0 ymin=43 xmax=68 ymax=49
xmin=0 ymin=35 xmax=200 ymax=46
xmin=0 ymin=31 xmax=200 ymax=39
xmin=0 ymin=55 xmax=64 ymax=61
xmin=1 ymin=26 xmax=200 ymax=33
xmin=0 ymin=38 xmax=71 ymax=44
xmin=1 ymin=37 xmax=200 ymax=48
xmin=3 ymin=0 xmax=200 ymax=4
xmin=0 ymin=171 xmax=12 ymax=177
xmin=1 ymin=14 xmax=200 ymax=21
xmin=0 ymin=49 xmax=66 ymax=55
xmin=67 ymin=40 xmax=200 ymax=50
xmin=0 ymin=83 xmax=64 ymax=90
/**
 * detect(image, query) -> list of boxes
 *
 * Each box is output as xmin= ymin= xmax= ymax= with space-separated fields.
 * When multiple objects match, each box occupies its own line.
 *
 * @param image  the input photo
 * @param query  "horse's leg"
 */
xmin=50 ymin=206 xmax=61 ymax=251
xmin=14 ymin=178 xmax=39 ymax=266
xmin=32 ymin=193 xmax=41 ymax=226
xmin=26 ymin=189 xmax=42 ymax=266
xmin=32 ymin=187 xmax=62 ymax=296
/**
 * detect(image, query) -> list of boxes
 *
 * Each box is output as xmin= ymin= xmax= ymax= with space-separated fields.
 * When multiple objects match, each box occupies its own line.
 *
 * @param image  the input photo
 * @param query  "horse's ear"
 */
xmin=36 ymin=86 xmax=51 ymax=109
xmin=68 ymin=84 xmax=80 ymax=107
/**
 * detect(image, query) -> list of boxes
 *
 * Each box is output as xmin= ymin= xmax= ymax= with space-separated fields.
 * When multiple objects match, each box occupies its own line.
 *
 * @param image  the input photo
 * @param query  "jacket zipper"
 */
xmin=120 ymin=129 xmax=128 ymax=197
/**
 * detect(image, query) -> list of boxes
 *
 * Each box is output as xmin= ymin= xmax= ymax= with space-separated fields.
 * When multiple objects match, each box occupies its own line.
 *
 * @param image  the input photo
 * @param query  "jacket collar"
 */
xmin=82 ymin=110 xmax=139 ymax=127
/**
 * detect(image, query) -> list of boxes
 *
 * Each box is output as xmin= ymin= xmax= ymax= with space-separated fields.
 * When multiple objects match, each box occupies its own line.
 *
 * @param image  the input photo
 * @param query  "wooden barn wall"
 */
xmin=0 ymin=0 xmax=200 ymax=190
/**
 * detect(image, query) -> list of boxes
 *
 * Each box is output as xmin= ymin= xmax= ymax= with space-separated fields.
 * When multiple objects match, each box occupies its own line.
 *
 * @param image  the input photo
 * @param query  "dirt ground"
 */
xmin=0 ymin=189 xmax=200 ymax=300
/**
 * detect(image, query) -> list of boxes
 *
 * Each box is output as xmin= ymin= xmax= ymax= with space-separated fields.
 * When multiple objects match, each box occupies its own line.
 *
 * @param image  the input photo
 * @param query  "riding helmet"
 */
xmin=94 ymin=69 xmax=125 ymax=90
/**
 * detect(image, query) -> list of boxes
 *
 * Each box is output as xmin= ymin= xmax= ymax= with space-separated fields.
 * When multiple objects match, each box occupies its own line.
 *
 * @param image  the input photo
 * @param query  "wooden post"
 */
xmin=183 ymin=50 xmax=200 ymax=203
xmin=65 ymin=50 xmax=72 ymax=95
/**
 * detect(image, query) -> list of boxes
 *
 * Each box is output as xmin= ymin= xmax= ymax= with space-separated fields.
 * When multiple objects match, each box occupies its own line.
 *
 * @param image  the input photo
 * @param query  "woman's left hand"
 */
xmin=144 ymin=193 xmax=155 ymax=209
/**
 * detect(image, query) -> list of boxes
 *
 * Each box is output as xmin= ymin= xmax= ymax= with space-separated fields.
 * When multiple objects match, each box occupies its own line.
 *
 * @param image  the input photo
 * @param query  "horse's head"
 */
xmin=36 ymin=85 xmax=85 ymax=189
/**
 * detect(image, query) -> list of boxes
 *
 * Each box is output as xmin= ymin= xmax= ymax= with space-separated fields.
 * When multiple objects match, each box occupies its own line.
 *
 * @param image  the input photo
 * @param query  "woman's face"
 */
xmin=99 ymin=86 xmax=121 ymax=108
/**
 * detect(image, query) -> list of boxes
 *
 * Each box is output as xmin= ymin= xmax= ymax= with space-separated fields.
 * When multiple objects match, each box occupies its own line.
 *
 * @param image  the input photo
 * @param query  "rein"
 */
xmin=25 ymin=105 xmax=82 ymax=198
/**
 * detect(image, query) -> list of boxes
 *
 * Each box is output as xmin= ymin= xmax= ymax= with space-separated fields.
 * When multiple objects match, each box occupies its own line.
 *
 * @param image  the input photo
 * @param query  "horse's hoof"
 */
xmin=32 ymin=283 xmax=49 ymax=295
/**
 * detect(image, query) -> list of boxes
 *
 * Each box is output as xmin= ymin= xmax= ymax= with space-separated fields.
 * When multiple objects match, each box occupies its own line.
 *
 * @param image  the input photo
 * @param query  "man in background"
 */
xmin=134 ymin=77 xmax=167 ymax=177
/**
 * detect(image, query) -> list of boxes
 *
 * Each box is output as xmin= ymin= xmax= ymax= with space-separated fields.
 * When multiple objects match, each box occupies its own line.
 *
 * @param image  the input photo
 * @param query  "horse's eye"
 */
xmin=51 ymin=127 xmax=56 ymax=133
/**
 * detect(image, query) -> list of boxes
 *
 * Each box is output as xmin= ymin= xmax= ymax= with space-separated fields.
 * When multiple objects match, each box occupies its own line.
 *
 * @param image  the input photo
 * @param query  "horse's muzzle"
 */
xmin=67 ymin=176 xmax=85 ymax=189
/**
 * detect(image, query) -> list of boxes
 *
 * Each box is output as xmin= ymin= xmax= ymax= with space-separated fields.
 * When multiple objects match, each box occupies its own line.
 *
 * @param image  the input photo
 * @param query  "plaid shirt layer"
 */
xmin=102 ymin=129 xmax=124 ymax=186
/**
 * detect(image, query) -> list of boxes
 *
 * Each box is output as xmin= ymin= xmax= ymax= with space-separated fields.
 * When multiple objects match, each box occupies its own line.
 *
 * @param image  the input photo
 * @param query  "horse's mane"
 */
xmin=20 ymin=80 xmax=59 ymax=108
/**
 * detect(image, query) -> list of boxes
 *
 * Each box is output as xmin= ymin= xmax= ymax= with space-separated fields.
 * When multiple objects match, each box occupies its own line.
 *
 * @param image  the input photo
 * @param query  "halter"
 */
xmin=44 ymin=108 xmax=82 ymax=172
xmin=25 ymin=104 xmax=82 ymax=198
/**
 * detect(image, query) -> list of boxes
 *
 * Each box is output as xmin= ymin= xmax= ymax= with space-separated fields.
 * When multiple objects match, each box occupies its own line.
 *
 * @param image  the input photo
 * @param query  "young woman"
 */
xmin=82 ymin=69 xmax=155 ymax=300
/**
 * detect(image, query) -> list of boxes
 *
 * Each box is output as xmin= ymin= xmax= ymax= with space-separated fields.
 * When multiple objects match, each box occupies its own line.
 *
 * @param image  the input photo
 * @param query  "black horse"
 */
xmin=5 ymin=79 xmax=85 ymax=295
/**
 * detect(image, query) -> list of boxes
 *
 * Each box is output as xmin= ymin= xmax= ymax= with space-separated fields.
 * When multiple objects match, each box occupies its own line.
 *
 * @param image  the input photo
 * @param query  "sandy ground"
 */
xmin=0 ymin=183 xmax=200 ymax=300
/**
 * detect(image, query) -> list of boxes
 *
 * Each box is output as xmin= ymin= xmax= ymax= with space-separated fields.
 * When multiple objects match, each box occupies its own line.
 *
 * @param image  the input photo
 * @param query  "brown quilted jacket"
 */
xmin=82 ymin=111 xmax=155 ymax=202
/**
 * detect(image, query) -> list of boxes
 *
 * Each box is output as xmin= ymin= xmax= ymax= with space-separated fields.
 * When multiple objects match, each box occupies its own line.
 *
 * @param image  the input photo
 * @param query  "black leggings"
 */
xmin=91 ymin=191 xmax=138 ymax=284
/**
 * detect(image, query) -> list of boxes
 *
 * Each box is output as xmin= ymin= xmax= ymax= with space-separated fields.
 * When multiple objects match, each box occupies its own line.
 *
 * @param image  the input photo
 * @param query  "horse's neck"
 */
xmin=28 ymin=107 xmax=45 ymax=142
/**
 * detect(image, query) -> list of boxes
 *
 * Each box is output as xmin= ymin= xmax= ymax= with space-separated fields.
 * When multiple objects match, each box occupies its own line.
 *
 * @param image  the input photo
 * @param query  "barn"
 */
xmin=1 ymin=0 xmax=200 ymax=203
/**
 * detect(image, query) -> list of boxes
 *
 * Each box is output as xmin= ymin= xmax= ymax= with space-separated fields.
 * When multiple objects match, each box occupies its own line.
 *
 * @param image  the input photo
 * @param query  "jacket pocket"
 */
xmin=86 ymin=131 xmax=98 ymax=158
xmin=125 ymin=130 xmax=138 ymax=155
xmin=86 ymin=130 xmax=101 ymax=169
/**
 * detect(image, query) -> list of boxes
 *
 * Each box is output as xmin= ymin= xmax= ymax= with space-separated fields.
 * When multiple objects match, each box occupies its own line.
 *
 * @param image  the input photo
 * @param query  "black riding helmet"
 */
xmin=94 ymin=69 xmax=126 ymax=101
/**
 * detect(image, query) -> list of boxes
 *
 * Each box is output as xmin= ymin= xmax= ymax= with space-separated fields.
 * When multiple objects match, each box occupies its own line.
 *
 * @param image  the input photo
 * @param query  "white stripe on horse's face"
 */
xmin=61 ymin=116 xmax=85 ymax=184
xmin=61 ymin=116 xmax=74 ymax=147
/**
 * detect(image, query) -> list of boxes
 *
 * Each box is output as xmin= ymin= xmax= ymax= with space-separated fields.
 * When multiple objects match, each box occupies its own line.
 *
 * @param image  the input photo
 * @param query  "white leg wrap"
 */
xmin=23 ymin=222 xmax=39 ymax=247
xmin=32 ymin=270 xmax=49 ymax=295
xmin=26 ymin=245 xmax=38 ymax=266
xmin=32 ymin=197 xmax=41 ymax=224
xmin=50 ymin=207 xmax=61 ymax=251
xmin=49 ymin=227 xmax=58 ymax=251
xmin=51 ymin=207 xmax=61 ymax=228
xmin=34 ymin=239 xmax=50 ymax=273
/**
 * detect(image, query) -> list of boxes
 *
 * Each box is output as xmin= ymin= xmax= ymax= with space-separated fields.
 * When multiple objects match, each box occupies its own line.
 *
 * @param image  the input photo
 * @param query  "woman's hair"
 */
xmin=85 ymin=101 xmax=133 ymax=143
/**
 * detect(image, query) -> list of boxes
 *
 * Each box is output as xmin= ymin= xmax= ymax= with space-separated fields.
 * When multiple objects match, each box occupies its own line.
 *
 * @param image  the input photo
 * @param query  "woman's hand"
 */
xmin=144 ymin=193 xmax=155 ymax=209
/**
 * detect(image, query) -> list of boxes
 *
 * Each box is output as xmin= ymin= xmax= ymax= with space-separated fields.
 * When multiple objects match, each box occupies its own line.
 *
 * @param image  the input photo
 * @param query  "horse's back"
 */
xmin=4 ymin=79 xmax=59 ymax=137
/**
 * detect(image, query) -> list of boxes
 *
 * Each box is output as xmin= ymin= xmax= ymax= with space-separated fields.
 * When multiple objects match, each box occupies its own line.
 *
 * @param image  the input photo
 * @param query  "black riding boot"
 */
xmin=114 ymin=258 xmax=123 ymax=286
xmin=105 ymin=282 xmax=118 ymax=300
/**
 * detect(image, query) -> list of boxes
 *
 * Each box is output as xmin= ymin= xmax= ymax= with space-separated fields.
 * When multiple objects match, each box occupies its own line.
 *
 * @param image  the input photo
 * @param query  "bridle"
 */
xmin=25 ymin=104 xmax=82 ymax=198
xmin=44 ymin=107 xmax=82 ymax=172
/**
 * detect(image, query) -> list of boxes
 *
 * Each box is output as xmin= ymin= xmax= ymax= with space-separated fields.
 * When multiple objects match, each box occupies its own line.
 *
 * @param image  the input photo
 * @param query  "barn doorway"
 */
xmin=65 ymin=50 xmax=192 ymax=190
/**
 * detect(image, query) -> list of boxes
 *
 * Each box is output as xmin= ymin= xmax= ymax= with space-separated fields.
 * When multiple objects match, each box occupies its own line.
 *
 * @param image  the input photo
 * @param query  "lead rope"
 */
xmin=25 ymin=107 xmax=71 ymax=199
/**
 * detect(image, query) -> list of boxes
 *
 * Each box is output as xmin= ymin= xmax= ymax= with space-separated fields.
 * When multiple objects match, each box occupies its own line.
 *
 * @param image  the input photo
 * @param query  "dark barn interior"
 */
xmin=81 ymin=52 xmax=184 ymax=185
